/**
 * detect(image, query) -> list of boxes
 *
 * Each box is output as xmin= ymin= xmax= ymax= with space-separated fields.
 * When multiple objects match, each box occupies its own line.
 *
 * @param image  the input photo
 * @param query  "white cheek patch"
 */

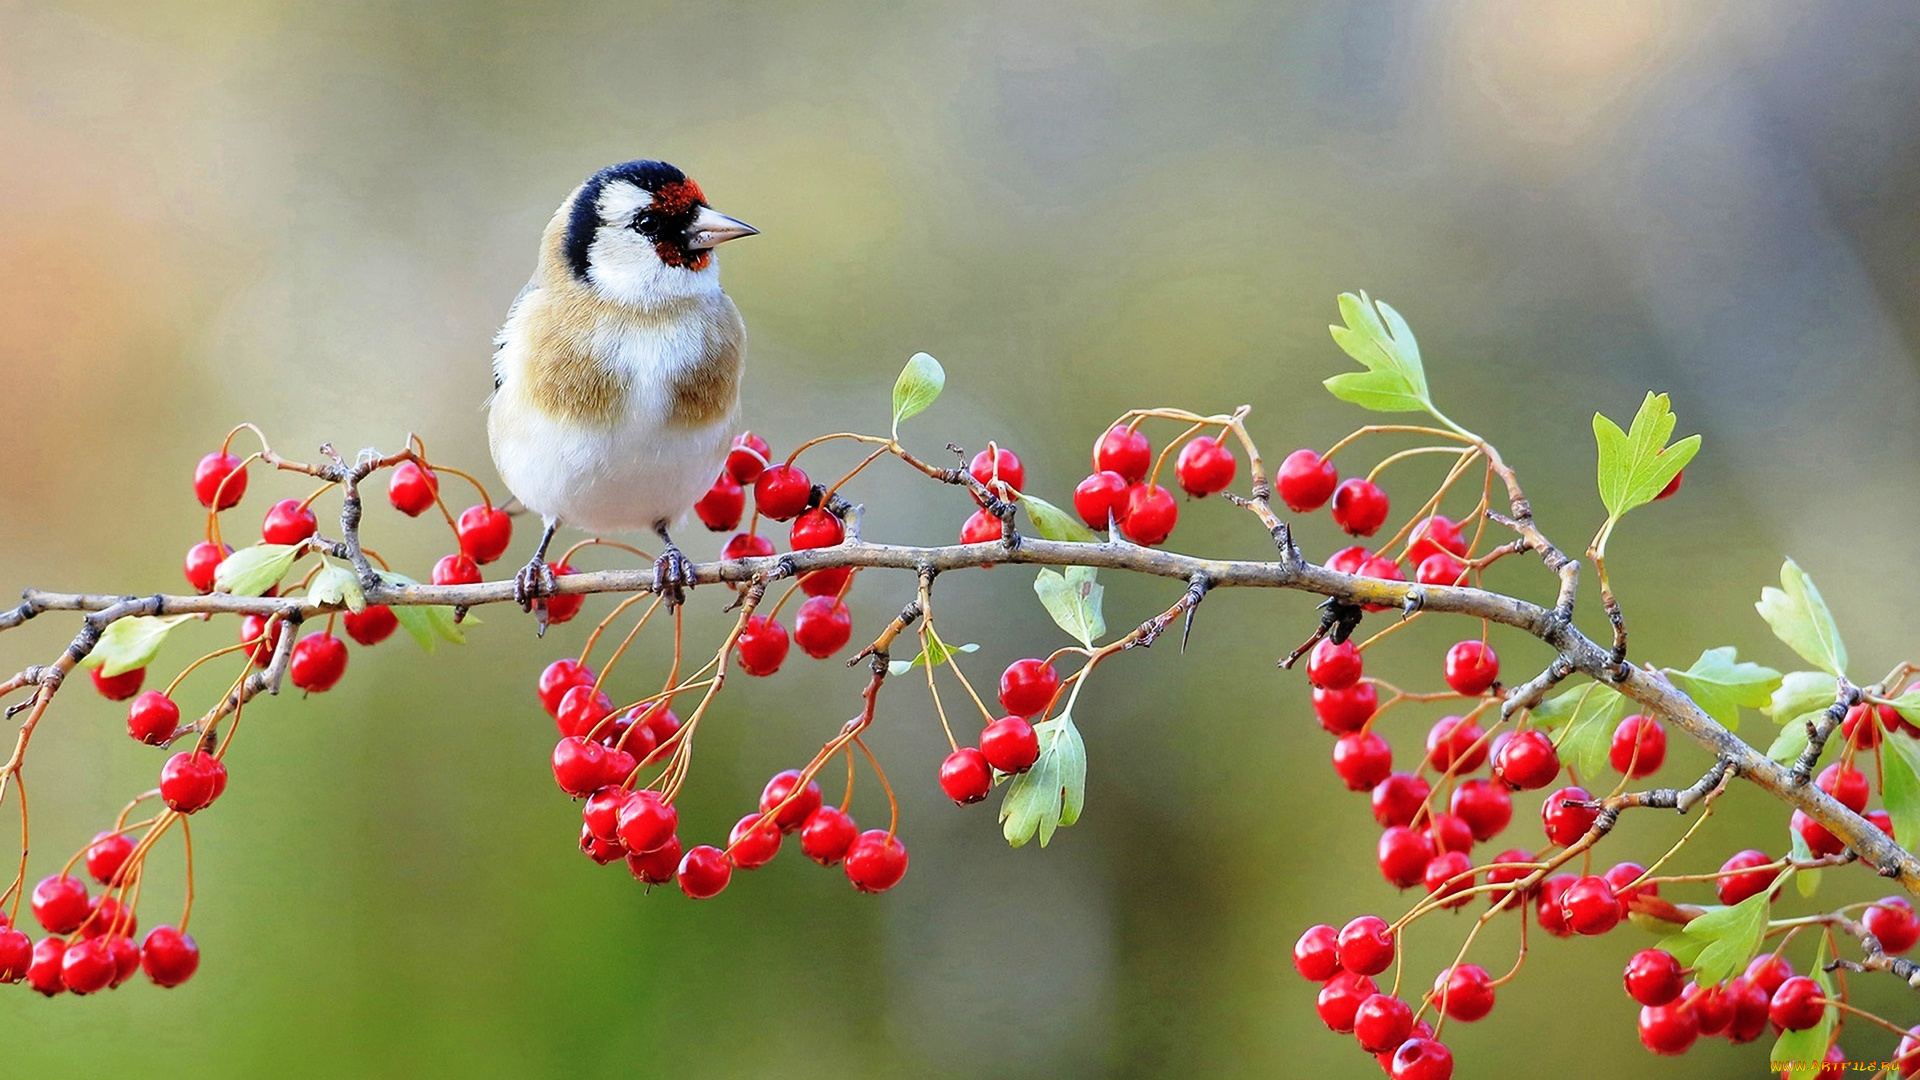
xmin=587 ymin=226 xmax=724 ymax=309
xmin=596 ymin=182 xmax=653 ymax=222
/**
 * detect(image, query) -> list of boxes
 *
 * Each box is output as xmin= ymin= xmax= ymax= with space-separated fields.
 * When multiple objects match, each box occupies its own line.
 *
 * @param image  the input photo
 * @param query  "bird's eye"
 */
xmin=631 ymin=211 xmax=659 ymax=233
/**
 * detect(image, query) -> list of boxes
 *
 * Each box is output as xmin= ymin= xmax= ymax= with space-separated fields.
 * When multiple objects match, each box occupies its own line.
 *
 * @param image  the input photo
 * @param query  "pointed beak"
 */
xmin=684 ymin=206 xmax=758 ymax=250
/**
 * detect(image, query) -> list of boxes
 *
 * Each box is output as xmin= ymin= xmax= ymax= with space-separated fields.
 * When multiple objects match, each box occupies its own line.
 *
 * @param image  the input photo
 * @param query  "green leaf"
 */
xmin=214 ymin=543 xmax=301 ymax=597
xmin=1755 ymin=559 xmax=1847 ymax=678
xmin=83 ymin=615 xmax=194 ymax=677
xmin=1531 ymin=682 xmax=1628 ymax=779
xmin=375 ymin=572 xmax=463 ymax=653
xmin=1788 ymin=829 xmax=1822 ymax=899
xmin=1886 ymin=686 xmax=1920 ymax=729
xmin=886 ymin=628 xmax=980 ymax=677
xmin=998 ymin=715 xmax=1086 ymax=848
xmin=1882 ymin=734 xmax=1920 ymax=853
xmin=1769 ymin=670 xmax=1837 ymax=727
xmin=306 ymin=563 xmax=367 ymax=614
xmin=1769 ymin=937 xmax=1836 ymax=1068
xmin=1657 ymin=892 xmax=1769 ymax=987
xmin=1033 ymin=566 xmax=1105 ymax=650
xmin=1664 ymin=647 xmax=1780 ymax=733
xmin=1323 ymin=292 xmax=1432 ymax=414
xmin=1020 ymin=492 xmax=1099 ymax=543
xmin=890 ymin=352 xmax=944 ymax=436
xmin=1592 ymin=392 xmax=1701 ymax=521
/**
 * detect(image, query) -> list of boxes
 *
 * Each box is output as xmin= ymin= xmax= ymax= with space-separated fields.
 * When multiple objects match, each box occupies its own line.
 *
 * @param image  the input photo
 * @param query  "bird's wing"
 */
xmin=491 ymin=274 xmax=541 ymax=391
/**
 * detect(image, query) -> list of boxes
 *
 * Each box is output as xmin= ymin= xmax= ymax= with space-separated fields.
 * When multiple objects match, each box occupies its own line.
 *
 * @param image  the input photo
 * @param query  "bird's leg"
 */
xmin=514 ymin=517 xmax=561 ymax=635
xmin=652 ymin=521 xmax=696 ymax=607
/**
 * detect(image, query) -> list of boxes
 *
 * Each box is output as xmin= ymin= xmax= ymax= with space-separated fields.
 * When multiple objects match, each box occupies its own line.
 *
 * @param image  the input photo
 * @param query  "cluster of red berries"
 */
xmin=538 ymin=657 xmax=908 ymax=898
xmin=0 ymin=868 xmax=198 ymax=996
xmin=936 ymin=659 xmax=1057 ymax=803
xmin=1068 ymin=423 xmax=1237 ymax=546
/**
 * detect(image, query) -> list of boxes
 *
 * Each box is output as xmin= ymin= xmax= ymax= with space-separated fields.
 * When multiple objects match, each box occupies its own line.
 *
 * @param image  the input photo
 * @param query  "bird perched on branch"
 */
xmin=487 ymin=160 xmax=757 ymax=626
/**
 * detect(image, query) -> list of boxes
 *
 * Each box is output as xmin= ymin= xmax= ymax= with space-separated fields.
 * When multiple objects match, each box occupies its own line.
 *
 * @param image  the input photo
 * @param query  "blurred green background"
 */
xmin=3 ymin=0 xmax=1919 ymax=1075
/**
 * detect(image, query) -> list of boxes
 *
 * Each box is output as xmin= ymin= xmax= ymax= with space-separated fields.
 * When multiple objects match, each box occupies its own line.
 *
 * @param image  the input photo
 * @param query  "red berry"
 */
xmin=1449 ymin=779 xmax=1511 ymax=841
xmin=1867 ymin=897 xmax=1920 ymax=954
xmin=455 ymin=505 xmax=512 ymax=564
xmin=799 ymin=565 xmax=852 ymax=598
xmin=1424 ymin=715 xmax=1486 ymax=774
xmin=1609 ymin=714 xmax=1666 ymax=777
xmin=1746 ymin=953 xmax=1795 ymax=998
xmin=1624 ymin=948 xmax=1685 ymax=1007
xmin=844 ymin=829 xmax=908 ymax=892
xmin=980 ymin=715 xmax=1040 ymax=773
xmin=1638 ymin=1003 xmax=1698 ymax=1055
xmin=728 ymin=813 xmax=783 ymax=869
xmin=723 ymin=532 xmax=776 ymax=562
xmin=1307 ymin=639 xmax=1364 ymax=690
xmin=1072 ymin=471 xmax=1131 ymax=529
xmin=126 ymin=691 xmax=180 ymax=745
xmin=1389 ymin=1037 xmax=1453 ymax=1080
xmin=1428 ymin=963 xmax=1494 ymax=1021
xmin=968 ymin=446 xmax=1026 ymax=500
xmin=193 ymin=451 xmax=248 ymax=510
xmin=1314 ymin=683 xmax=1378 ymax=734
xmin=183 ymin=541 xmax=230 ymax=593
xmin=26 ymin=937 xmax=65 ymax=997
xmin=81 ymin=895 xmax=134 ymax=941
xmin=694 ymin=472 xmax=745 ymax=531
xmin=1277 ymin=450 xmax=1339 ymax=512
xmin=550 ymin=737 xmax=610 ymax=798
xmin=1715 ymin=848 xmax=1775 ymax=905
xmin=1119 ymin=484 xmax=1177 ymax=545
xmin=1293 ymin=924 xmax=1342 ymax=981
xmin=1655 ymin=470 xmax=1683 ymax=500
xmin=90 ymin=665 xmax=146 ymax=702
xmin=1423 ymin=850 xmax=1474 ymax=908
xmin=1442 ymin=640 xmax=1498 ymax=696
xmin=959 ymin=508 xmax=1004 ymax=545
xmin=538 ymin=659 xmax=594 ymax=718
xmin=999 ymin=659 xmax=1060 ymax=718
xmin=555 ymin=683 xmax=613 ymax=739
xmin=289 ymin=632 xmax=349 ymax=692
xmin=159 ymin=751 xmax=227 ymax=813
xmin=85 ymin=832 xmax=134 ymax=886
xmin=726 ymin=432 xmax=771 ymax=485
xmin=1769 ymin=976 xmax=1826 ymax=1031
xmin=0 ymin=927 xmax=28 ymax=984
xmin=1330 ymin=478 xmax=1389 ymax=537
xmin=1541 ymin=786 xmax=1597 ymax=846
xmin=1337 ymin=915 xmax=1395 ymax=975
xmin=1377 ymin=825 xmax=1435 ymax=888
xmin=759 ymin=769 xmax=822 ymax=831
xmin=1817 ymin=762 xmax=1870 ymax=813
xmin=790 ymin=508 xmax=844 ymax=550
xmin=1843 ymin=702 xmax=1887 ymax=749
xmin=239 ymin=614 xmax=286 ymax=666
xmin=1406 ymin=515 xmax=1466 ymax=565
xmin=61 ymin=936 xmax=116 ymax=995
xmin=1415 ymin=552 xmax=1467 ymax=586
xmin=342 ymin=604 xmax=399 ymax=646
xmin=1316 ymin=970 xmax=1377 ymax=1032
xmin=625 ymin=835 xmax=682 ymax=885
xmin=1900 ymin=1028 xmax=1920 ymax=1079
xmin=1326 ymin=545 xmax=1371 ymax=575
xmin=1560 ymin=875 xmax=1623 ymax=935
xmin=1353 ymin=993 xmax=1414 ymax=1054
xmin=753 ymin=464 xmax=813 ymax=521
xmin=615 ymin=792 xmax=677 ymax=855
xmin=261 ymin=498 xmax=318 ymax=545
xmin=109 ymin=934 xmax=143 ymax=988
xmin=1427 ymin=813 xmax=1474 ymax=855
xmin=677 ymin=845 xmax=732 ymax=899
xmin=1333 ymin=732 xmax=1393 ymax=792
xmin=1174 ymin=436 xmax=1236 ymax=497
xmin=1092 ymin=424 xmax=1151 ymax=483
xmin=1371 ymin=773 xmax=1431 ymax=829
xmin=1484 ymin=849 xmax=1536 ymax=901
xmin=736 ymin=615 xmax=790 ymax=676
xmin=800 ymin=806 xmax=858 ymax=866
xmin=1604 ymin=861 xmax=1656 ymax=906
xmin=31 ymin=875 xmax=89 ymax=935
xmin=939 ymin=747 xmax=993 ymax=805
xmin=1794 ymin=808 xmax=1846 ymax=858
xmin=793 ymin=596 xmax=852 ymax=658
xmin=387 ymin=461 xmax=439 ymax=517
xmin=583 ymin=787 xmax=634 ymax=843
xmin=432 ymin=553 xmax=481 ymax=585
xmin=1493 ymin=729 xmax=1559 ymax=790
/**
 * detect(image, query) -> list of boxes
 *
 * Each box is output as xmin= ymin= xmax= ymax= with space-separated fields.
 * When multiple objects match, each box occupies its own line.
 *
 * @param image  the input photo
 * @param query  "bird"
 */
xmin=486 ymin=160 xmax=758 ymax=627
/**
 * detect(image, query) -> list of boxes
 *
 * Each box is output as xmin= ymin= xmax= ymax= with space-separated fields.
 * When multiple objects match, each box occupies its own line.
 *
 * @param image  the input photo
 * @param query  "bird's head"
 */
xmin=562 ymin=160 xmax=756 ymax=308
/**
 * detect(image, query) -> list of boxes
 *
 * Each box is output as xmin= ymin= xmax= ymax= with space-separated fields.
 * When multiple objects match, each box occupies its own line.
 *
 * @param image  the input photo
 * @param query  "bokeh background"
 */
xmin=3 ymin=0 xmax=1919 ymax=1075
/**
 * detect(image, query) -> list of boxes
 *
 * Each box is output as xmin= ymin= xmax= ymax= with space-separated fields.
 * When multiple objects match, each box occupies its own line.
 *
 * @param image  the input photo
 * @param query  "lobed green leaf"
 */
xmin=1664 ymin=647 xmax=1780 ymax=733
xmin=306 ymin=563 xmax=368 ymax=614
xmin=214 ymin=543 xmax=301 ymax=597
xmin=1033 ymin=566 xmax=1105 ymax=650
xmin=1533 ymin=682 xmax=1627 ymax=778
xmin=85 ymin=615 xmax=194 ymax=677
xmin=375 ymin=571 xmax=464 ymax=652
xmin=1657 ymin=892 xmax=1769 ymax=987
xmin=1755 ymin=559 xmax=1847 ymax=678
xmin=998 ymin=715 xmax=1087 ymax=848
xmin=1323 ymin=292 xmax=1431 ymax=414
xmin=1592 ymin=391 xmax=1700 ymax=521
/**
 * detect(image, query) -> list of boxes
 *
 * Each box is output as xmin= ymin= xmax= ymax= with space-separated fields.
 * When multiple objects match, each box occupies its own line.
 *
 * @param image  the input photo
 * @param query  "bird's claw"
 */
xmin=653 ymin=544 xmax=696 ymax=607
xmin=514 ymin=555 xmax=559 ymax=636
